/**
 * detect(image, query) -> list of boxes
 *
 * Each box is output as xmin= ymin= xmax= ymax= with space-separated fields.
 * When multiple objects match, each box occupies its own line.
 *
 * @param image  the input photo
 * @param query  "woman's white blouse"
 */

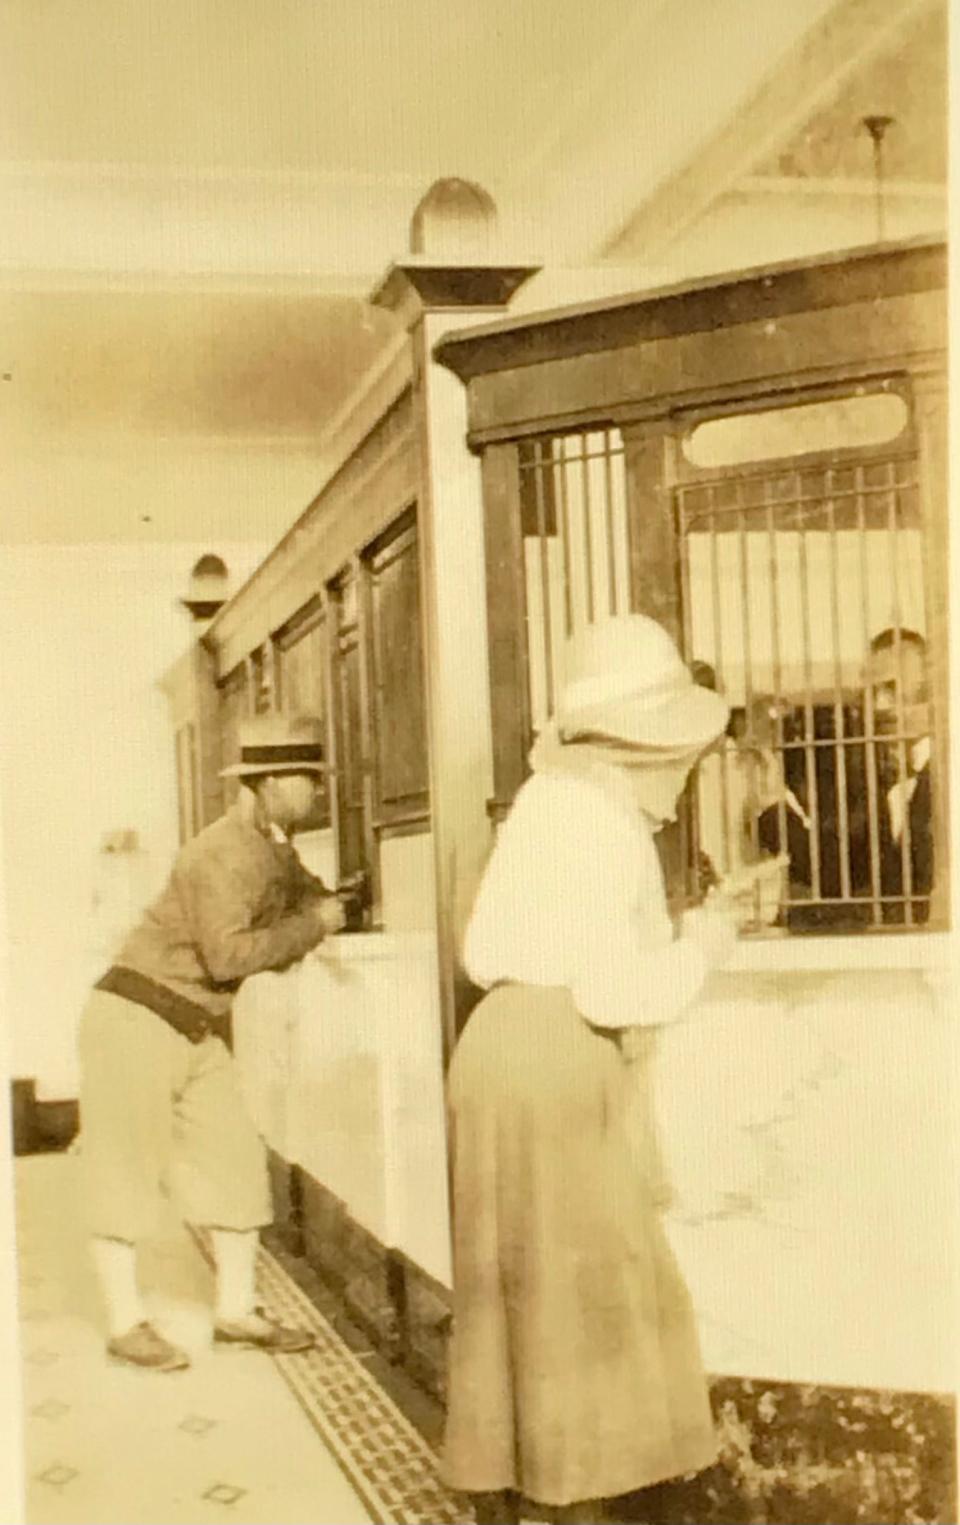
xmin=462 ymin=769 xmax=710 ymax=1029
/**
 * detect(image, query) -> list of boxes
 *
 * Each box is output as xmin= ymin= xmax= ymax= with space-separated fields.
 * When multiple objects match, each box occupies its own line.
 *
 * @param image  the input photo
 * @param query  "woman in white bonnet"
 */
xmin=441 ymin=614 xmax=740 ymax=1525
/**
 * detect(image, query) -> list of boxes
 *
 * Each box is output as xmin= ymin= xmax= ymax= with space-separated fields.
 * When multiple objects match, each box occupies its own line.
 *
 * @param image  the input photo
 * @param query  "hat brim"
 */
xmin=560 ymin=684 xmax=729 ymax=752
xmin=219 ymin=761 xmax=327 ymax=779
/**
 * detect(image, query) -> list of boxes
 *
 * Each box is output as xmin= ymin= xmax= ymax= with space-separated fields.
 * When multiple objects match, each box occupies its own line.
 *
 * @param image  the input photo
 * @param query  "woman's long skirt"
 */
xmin=441 ymin=983 xmax=717 ymax=1507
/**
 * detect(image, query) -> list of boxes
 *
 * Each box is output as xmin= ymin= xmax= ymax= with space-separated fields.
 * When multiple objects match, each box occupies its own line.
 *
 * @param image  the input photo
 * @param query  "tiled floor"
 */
xmin=14 ymin=1154 xmax=469 ymax=1525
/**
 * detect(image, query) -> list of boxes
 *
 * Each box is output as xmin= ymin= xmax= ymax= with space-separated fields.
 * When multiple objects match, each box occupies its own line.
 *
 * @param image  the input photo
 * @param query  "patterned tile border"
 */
xmin=192 ymin=1230 xmax=468 ymax=1524
xmin=252 ymin=1248 xmax=470 ymax=1525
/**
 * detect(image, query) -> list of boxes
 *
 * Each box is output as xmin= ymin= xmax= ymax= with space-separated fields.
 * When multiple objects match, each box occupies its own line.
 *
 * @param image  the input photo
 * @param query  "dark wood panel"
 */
xmin=366 ymin=514 xmax=430 ymax=821
xmin=459 ymin=291 xmax=943 ymax=442
xmin=435 ymin=239 xmax=946 ymax=383
xmin=480 ymin=442 xmax=530 ymax=813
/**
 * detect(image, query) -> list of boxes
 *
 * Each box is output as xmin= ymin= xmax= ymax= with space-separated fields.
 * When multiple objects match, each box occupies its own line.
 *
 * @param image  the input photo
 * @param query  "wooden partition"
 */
xmin=433 ymin=239 xmax=955 ymax=1524
xmin=436 ymin=237 xmax=949 ymax=939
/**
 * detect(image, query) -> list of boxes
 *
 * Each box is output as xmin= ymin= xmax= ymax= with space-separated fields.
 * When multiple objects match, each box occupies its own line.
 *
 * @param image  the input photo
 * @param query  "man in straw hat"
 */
xmin=77 ymin=714 xmax=345 ymax=1371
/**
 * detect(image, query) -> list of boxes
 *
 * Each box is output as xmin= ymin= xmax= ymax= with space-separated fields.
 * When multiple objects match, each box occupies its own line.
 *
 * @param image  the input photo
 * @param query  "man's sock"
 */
xmin=210 ymin=1228 xmax=259 ymax=1324
xmin=90 ymin=1236 xmax=145 ymax=1338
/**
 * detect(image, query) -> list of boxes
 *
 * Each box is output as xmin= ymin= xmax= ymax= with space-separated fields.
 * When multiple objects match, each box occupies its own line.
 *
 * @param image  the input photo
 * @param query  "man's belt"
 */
xmin=94 ymin=966 xmax=231 ymax=1046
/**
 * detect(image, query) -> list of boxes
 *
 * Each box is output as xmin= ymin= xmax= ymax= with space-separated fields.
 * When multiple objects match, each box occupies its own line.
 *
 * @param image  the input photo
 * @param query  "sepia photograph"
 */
xmin=0 ymin=1 xmax=956 ymax=1521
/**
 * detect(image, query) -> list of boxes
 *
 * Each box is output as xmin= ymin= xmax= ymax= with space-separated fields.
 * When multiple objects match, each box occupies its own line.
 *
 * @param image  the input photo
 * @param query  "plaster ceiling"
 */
xmin=2 ymin=0 xmax=644 ymax=182
xmin=752 ymin=2 xmax=947 ymax=183
xmin=1 ymin=0 xmax=950 ymax=546
xmin=1 ymin=289 xmax=396 ymax=441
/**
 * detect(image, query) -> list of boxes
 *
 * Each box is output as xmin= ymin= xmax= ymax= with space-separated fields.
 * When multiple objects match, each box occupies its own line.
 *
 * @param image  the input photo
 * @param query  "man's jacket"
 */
xmin=95 ymin=803 xmax=328 ymax=1043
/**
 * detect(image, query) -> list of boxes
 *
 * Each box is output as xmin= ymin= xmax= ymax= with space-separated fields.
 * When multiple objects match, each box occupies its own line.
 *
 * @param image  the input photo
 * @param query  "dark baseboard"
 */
xmin=620 ymin=1377 xmax=956 ymax=1524
xmin=265 ymin=1149 xmax=956 ymax=1525
xmin=10 ymin=1079 xmax=79 ymax=1156
xmin=266 ymin=1151 xmax=452 ymax=1403
xmin=262 ymin=1149 xmax=447 ymax=1447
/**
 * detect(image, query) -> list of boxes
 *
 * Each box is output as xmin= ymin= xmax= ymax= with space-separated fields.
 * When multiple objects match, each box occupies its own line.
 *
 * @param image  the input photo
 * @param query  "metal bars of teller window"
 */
xmin=517 ymin=429 xmax=629 ymax=733
xmin=676 ymin=453 xmax=929 ymax=932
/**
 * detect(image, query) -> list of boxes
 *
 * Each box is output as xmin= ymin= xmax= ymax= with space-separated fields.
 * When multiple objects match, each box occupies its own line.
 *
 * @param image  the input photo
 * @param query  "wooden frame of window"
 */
xmin=480 ymin=442 xmax=531 ymax=825
xmin=247 ymin=643 xmax=274 ymax=715
xmin=322 ymin=507 xmax=432 ymax=924
xmin=211 ymin=503 xmax=431 ymax=919
xmin=327 ymin=564 xmax=373 ymax=903
xmin=217 ymin=660 xmax=250 ymax=807
xmin=274 ymin=596 xmax=332 ymax=833
xmin=670 ymin=375 xmax=933 ymax=931
xmin=363 ymin=505 xmax=431 ymax=837
xmin=446 ymin=242 xmax=948 ymax=938
xmin=174 ymin=722 xmax=199 ymax=844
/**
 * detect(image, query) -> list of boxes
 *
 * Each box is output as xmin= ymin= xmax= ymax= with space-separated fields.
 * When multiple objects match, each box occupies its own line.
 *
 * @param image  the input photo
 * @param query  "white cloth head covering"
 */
xmin=541 ymin=614 xmax=729 ymax=825
xmin=556 ymin=614 xmax=728 ymax=752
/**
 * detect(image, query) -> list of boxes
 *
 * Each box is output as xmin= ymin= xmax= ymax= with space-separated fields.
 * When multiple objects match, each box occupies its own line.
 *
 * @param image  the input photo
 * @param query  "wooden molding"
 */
xmin=370 ymin=260 xmax=541 ymax=328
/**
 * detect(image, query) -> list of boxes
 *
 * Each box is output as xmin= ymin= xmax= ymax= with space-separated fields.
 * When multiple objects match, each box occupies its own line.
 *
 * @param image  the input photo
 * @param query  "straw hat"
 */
xmin=220 ymin=713 xmax=327 ymax=779
xmin=555 ymin=615 xmax=728 ymax=751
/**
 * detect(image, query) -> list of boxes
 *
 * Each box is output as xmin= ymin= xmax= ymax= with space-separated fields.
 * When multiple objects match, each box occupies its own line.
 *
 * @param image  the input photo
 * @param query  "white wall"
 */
xmin=657 ymin=964 xmax=955 ymax=1394
xmin=510 ymin=184 xmax=945 ymax=316
xmin=0 ymin=539 xmax=269 ymax=1097
xmin=233 ymin=928 xmax=452 ymax=1286
xmin=657 ymin=184 xmax=945 ymax=285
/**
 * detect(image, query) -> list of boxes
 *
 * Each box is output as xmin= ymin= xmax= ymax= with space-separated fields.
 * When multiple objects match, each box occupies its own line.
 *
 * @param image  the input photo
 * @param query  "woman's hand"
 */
xmin=707 ymin=854 xmax=788 ymax=930
xmin=316 ymin=895 xmax=347 ymax=936
xmin=681 ymin=902 xmax=738 ymax=964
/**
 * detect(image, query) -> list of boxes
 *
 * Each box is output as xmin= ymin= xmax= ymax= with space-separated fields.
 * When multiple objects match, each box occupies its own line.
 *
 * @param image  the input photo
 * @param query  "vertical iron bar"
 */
xmin=797 ymin=479 xmax=823 ymax=903
xmin=534 ymin=439 xmax=555 ymax=718
xmin=766 ymin=487 xmax=790 ymax=918
xmin=581 ymin=435 xmax=596 ymax=624
xmin=827 ymin=477 xmax=852 ymax=902
xmin=708 ymin=493 xmax=733 ymax=875
xmin=603 ymin=431 xmax=618 ymax=617
xmin=857 ymin=470 xmax=884 ymax=924
xmin=556 ymin=441 xmax=574 ymax=637
xmin=677 ymin=489 xmax=702 ymax=888
xmin=886 ymin=466 xmax=914 ymax=922
xmin=737 ymin=494 xmax=761 ymax=919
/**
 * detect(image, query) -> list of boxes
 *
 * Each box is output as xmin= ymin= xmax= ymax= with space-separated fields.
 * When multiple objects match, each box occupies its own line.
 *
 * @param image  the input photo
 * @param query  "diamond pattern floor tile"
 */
xmin=179 ymin=1414 xmax=218 ymax=1437
xmin=230 ymin=1247 xmax=471 ymax=1525
xmin=16 ymin=1155 xmax=374 ymax=1524
xmin=202 ymin=1483 xmax=248 ymax=1506
xmin=33 ymin=1465 xmax=79 ymax=1490
xmin=30 ymin=1400 xmax=71 ymax=1422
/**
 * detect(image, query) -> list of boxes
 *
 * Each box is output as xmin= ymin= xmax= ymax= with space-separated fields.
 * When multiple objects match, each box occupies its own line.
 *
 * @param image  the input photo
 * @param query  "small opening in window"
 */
xmin=680 ymin=451 xmax=933 ymax=933
xmin=683 ymin=393 xmax=908 ymax=469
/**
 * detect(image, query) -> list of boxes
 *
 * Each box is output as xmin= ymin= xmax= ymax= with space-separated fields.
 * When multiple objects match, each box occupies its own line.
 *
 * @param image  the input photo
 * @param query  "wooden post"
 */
xmin=480 ymin=441 xmax=530 ymax=819
xmin=194 ymin=637 xmax=225 ymax=827
xmin=622 ymin=422 xmax=681 ymax=638
xmin=371 ymin=261 xmax=539 ymax=1063
xmin=912 ymin=366 xmax=950 ymax=930
xmin=622 ymin=420 xmax=693 ymax=905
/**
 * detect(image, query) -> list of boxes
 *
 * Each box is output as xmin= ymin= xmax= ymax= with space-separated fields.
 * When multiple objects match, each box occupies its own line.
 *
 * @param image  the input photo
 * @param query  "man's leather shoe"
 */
xmin=213 ymin=1307 xmax=315 ymax=1354
xmin=107 ymin=1321 xmax=190 ymax=1372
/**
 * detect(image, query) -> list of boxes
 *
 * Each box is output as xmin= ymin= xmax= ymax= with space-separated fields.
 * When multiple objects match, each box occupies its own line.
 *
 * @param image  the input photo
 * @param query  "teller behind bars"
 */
xmin=77 ymin=713 xmax=346 ymax=1372
xmin=442 ymin=615 xmax=741 ymax=1525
